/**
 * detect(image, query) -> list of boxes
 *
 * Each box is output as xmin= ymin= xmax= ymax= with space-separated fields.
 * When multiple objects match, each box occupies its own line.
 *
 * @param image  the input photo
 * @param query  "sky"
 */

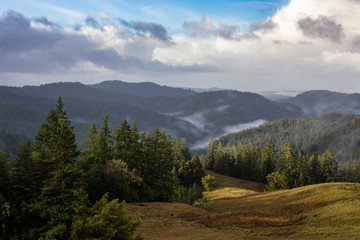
xmin=0 ymin=0 xmax=360 ymax=92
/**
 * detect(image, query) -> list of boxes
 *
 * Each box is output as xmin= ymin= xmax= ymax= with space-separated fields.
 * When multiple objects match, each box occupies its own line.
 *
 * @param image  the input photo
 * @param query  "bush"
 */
xmin=264 ymin=172 xmax=288 ymax=191
xmin=201 ymin=174 xmax=216 ymax=191
xmin=70 ymin=194 xmax=142 ymax=240
xmin=173 ymin=183 xmax=203 ymax=204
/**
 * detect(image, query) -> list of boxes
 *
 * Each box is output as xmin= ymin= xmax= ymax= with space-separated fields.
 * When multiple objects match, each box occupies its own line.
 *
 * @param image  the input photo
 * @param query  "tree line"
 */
xmin=203 ymin=138 xmax=360 ymax=189
xmin=0 ymin=98 xmax=205 ymax=239
xmin=219 ymin=114 xmax=360 ymax=164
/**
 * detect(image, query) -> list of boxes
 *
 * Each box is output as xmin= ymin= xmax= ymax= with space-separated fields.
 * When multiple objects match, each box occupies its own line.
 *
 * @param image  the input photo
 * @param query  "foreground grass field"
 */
xmin=127 ymin=172 xmax=360 ymax=240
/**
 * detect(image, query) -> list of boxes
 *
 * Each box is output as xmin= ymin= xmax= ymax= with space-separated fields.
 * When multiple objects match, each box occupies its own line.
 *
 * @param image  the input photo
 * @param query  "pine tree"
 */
xmin=214 ymin=142 xmax=225 ymax=174
xmin=308 ymin=154 xmax=321 ymax=184
xmin=205 ymin=137 xmax=217 ymax=170
xmin=94 ymin=115 xmax=112 ymax=164
xmin=27 ymin=98 xmax=87 ymax=239
xmin=113 ymin=120 xmax=131 ymax=164
xmin=259 ymin=139 xmax=277 ymax=182
xmin=277 ymin=144 xmax=299 ymax=188
xmin=243 ymin=140 xmax=256 ymax=180
xmin=319 ymin=150 xmax=338 ymax=182
xmin=224 ymin=143 xmax=236 ymax=177
xmin=79 ymin=123 xmax=97 ymax=169
xmin=34 ymin=97 xmax=79 ymax=172
xmin=235 ymin=141 xmax=244 ymax=178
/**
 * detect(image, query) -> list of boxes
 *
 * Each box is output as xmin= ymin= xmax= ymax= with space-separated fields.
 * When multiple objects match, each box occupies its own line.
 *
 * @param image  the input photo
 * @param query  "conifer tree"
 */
xmin=205 ymin=137 xmax=217 ymax=170
xmin=308 ymin=154 xmax=321 ymax=184
xmin=214 ymin=142 xmax=225 ymax=173
xmin=260 ymin=139 xmax=277 ymax=182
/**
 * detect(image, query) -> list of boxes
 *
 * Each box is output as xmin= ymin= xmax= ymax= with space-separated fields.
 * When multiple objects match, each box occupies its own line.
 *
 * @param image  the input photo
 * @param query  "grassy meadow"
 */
xmin=127 ymin=172 xmax=360 ymax=240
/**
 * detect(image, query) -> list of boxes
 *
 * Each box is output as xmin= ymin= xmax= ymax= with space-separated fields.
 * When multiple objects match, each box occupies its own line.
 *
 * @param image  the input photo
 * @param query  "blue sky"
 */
xmin=0 ymin=0 xmax=359 ymax=92
xmin=1 ymin=0 xmax=288 ymax=29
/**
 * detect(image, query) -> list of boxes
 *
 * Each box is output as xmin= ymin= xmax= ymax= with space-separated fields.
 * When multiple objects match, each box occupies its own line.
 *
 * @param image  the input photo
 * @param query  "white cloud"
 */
xmin=152 ymin=0 xmax=360 ymax=92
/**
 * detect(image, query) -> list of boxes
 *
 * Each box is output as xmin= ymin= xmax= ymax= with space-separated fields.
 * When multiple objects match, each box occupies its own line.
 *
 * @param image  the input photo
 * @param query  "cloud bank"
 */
xmin=0 ymin=10 xmax=217 ymax=76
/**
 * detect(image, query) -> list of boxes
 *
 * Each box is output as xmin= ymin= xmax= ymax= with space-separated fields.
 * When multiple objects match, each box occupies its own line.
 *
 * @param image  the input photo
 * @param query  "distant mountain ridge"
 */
xmin=91 ymin=80 xmax=196 ymax=98
xmin=282 ymin=90 xmax=360 ymax=116
xmin=1 ymin=82 xmax=359 ymax=157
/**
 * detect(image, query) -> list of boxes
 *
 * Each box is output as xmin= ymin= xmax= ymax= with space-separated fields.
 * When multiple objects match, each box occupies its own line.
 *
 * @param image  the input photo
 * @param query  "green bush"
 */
xmin=201 ymin=174 xmax=216 ymax=191
xmin=264 ymin=172 xmax=288 ymax=191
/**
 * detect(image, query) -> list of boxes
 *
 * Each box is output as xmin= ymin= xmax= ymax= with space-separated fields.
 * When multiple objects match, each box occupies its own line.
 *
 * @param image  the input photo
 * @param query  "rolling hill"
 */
xmin=127 ymin=172 xmax=360 ymax=240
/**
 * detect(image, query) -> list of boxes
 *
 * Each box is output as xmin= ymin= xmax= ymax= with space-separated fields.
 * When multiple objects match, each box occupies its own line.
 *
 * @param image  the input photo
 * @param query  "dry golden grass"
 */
xmin=203 ymin=171 xmax=264 ymax=201
xmin=126 ymin=173 xmax=360 ymax=240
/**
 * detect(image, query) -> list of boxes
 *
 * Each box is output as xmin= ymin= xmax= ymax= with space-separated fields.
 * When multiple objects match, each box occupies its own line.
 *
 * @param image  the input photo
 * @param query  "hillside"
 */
xmin=282 ymin=90 xmax=360 ymax=116
xmin=91 ymin=80 xmax=196 ymax=98
xmin=0 ymin=130 xmax=28 ymax=158
xmin=0 ymin=81 xmax=302 ymax=155
xmin=219 ymin=113 xmax=360 ymax=163
xmin=127 ymin=172 xmax=360 ymax=240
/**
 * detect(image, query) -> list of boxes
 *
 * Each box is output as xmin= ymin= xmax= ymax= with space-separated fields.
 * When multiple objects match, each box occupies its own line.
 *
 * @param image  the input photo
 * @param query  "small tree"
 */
xmin=201 ymin=174 xmax=216 ymax=191
xmin=264 ymin=172 xmax=288 ymax=192
xmin=70 ymin=194 xmax=142 ymax=240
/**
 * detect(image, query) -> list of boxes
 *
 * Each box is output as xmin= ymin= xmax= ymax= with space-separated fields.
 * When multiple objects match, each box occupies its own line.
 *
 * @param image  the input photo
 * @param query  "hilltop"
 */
xmin=127 ymin=172 xmax=360 ymax=240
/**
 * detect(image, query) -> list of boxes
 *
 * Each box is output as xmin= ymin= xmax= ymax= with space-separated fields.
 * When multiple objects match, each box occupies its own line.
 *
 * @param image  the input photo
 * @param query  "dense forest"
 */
xmin=0 ymin=81 xmax=301 ymax=156
xmin=203 ymin=138 xmax=359 ymax=190
xmin=219 ymin=113 xmax=360 ymax=163
xmin=0 ymin=98 xmax=205 ymax=239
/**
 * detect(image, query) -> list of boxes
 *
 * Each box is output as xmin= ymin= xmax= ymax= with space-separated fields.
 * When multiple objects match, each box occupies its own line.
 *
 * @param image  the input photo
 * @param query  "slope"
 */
xmin=282 ymin=90 xmax=360 ymax=116
xmin=0 ymin=130 xmax=28 ymax=158
xmin=127 ymin=172 xmax=360 ymax=240
xmin=0 ymin=87 xmax=206 ymax=146
xmin=219 ymin=113 xmax=360 ymax=163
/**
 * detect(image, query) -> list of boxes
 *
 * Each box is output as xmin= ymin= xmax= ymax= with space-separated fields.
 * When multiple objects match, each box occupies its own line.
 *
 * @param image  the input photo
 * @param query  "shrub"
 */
xmin=264 ymin=172 xmax=288 ymax=191
xmin=201 ymin=174 xmax=216 ymax=191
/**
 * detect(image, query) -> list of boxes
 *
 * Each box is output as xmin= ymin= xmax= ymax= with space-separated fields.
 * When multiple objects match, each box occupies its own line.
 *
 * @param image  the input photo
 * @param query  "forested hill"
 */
xmin=91 ymin=80 xmax=196 ymax=98
xmin=0 ymin=81 xmax=302 ymax=156
xmin=282 ymin=90 xmax=360 ymax=116
xmin=219 ymin=113 xmax=360 ymax=163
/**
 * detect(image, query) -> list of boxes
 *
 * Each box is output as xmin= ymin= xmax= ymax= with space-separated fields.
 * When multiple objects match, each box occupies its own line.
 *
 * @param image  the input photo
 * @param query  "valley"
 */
xmin=1 ymin=80 xmax=359 ymax=158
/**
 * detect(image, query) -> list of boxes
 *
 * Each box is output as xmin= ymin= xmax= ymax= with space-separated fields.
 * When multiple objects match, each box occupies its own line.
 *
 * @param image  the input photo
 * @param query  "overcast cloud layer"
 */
xmin=0 ymin=0 xmax=360 ymax=92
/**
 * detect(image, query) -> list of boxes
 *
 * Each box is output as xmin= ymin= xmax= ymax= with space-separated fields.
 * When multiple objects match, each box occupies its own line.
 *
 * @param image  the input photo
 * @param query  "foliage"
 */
xmin=0 ymin=100 xmax=144 ymax=240
xmin=70 ymin=194 xmax=142 ymax=240
xmin=219 ymin=113 xmax=360 ymax=164
xmin=204 ymin=137 xmax=353 ymax=190
xmin=201 ymin=174 xmax=216 ymax=191
xmin=173 ymin=183 xmax=203 ymax=205
xmin=264 ymin=172 xmax=288 ymax=191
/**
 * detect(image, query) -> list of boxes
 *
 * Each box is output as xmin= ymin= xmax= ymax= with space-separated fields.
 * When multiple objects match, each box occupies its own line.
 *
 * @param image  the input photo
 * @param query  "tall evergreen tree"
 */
xmin=214 ymin=142 xmax=225 ymax=174
xmin=205 ymin=137 xmax=217 ymax=170
xmin=224 ymin=143 xmax=236 ymax=177
xmin=259 ymin=139 xmax=277 ymax=182
xmin=319 ymin=150 xmax=338 ymax=182
xmin=308 ymin=154 xmax=321 ymax=184
xmin=28 ymin=98 xmax=87 ymax=239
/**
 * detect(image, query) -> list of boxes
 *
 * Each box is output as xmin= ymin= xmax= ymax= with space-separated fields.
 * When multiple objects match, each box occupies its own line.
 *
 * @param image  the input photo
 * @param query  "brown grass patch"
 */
xmin=126 ymin=178 xmax=360 ymax=240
